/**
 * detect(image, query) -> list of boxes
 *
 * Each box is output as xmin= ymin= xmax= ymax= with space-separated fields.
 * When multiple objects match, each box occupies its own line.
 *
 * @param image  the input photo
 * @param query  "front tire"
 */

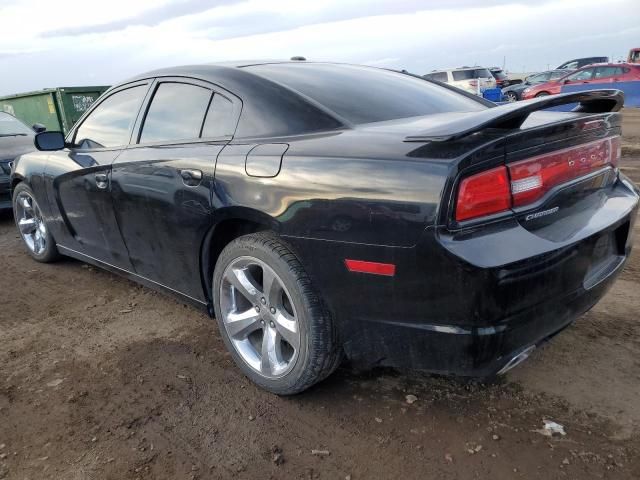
xmin=12 ymin=183 xmax=59 ymax=263
xmin=504 ymin=91 xmax=518 ymax=102
xmin=535 ymin=91 xmax=550 ymax=97
xmin=213 ymin=233 xmax=341 ymax=394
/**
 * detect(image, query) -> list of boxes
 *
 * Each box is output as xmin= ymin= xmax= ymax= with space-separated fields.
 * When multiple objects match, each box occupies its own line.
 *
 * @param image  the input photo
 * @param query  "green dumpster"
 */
xmin=0 ymin=86 xmax=109 ymax=134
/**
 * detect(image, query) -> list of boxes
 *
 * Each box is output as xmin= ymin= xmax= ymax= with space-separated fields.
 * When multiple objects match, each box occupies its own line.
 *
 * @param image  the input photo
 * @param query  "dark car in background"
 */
xmin=10 ymin=61 xmax=638 ymax=394
xmin=489 ymin=67 xmax=513 ymax=88
xmin=556 ymin=56 xmax=608 ymax=70
xmin=502 ymin=69 xmax=572 ymax=102
xmin=0 ymin=112 xmax=43 ymax=211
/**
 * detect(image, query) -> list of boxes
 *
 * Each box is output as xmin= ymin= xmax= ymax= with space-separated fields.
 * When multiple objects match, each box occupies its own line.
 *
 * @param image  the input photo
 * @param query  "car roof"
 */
xmin=562 ymin=56 xmax=608 ymax=62
xmin=428 ymin=66 xmax=490 ymax=73
xmin=578 ymin=62 xmax=634 ymax=68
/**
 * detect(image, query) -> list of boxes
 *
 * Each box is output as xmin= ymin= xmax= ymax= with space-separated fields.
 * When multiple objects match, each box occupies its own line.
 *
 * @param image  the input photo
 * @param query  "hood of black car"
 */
xmin=0 ymin=135 xmax=36 ymax=162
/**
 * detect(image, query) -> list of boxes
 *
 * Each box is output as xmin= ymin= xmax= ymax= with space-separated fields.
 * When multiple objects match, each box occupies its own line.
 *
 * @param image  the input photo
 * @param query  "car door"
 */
xmin=591 ymin=66 xmax=621 ymax=84
xmin=111 ymin=78 xmax=240 ymax=300
xmin=44 ymin=82 xmax=150 ymax=269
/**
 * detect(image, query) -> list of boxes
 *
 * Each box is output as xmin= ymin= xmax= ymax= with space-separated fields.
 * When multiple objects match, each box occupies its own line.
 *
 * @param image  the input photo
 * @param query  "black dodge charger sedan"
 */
xmin=10 ymin=61 xmax=639 ymax=394
xmin=0 ymin=112 xmax=43 ymax=211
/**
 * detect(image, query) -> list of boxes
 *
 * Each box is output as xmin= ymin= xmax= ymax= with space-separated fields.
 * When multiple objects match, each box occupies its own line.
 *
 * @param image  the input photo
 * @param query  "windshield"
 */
xmin=0 ymin=112 xmax=34 ymax=136
xmin=246 ymin=63 xmax=485 ymax=125
xmin=452 ymin=68 xmax=492 ymax=81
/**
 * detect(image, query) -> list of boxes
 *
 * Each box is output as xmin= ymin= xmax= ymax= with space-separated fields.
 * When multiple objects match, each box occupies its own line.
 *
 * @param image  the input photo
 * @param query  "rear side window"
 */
xmin=424 ymin=72 xmax=448 ymax=82
xmin=140 ymin=82 xmax=211 ymax=144
xmin=75 ymin=85 xmax=147 ymax=149
xmin=452 ymin=69 xmax=492 ymax=81
xmin=201 ymin=94 xmax=236 ymax=138
xmin=594 ymin=67 xmax=621 ymax=79
xmin=246 ymin=64 xmax=485 ymax=125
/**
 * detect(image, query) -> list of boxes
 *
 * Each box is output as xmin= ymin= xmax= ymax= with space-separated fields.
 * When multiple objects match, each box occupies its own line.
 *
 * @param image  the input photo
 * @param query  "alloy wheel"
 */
xmin=219 ymin=256 xmax=301 ymax=378
xmin=15 ymin=192 xmax=47 ymax=255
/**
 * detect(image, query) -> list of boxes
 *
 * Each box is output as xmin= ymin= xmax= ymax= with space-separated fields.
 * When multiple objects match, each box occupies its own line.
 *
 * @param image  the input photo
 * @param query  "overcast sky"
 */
xmin=0 ymin=0 xmax=638 ymax=95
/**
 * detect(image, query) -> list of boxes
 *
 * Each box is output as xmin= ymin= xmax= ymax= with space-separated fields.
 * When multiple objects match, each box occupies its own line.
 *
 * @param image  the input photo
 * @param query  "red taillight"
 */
xmin=508 ymin=137 xmax=618 ymax=207
xmin=455 ymin=136 xmax=620 ymax=222
xmin=455 ymin=166 xmax=511 ymax=221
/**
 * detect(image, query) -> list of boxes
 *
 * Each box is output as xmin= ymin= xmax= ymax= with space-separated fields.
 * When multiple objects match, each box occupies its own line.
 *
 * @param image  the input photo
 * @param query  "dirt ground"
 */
xmin=1 ymin=159 xmax=639 ymax=480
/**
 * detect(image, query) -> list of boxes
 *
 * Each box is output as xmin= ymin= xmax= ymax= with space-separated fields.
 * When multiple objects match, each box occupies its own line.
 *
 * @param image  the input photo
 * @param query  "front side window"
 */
xmin=566 ymin=68 xmax=594 ymax=81
xmin=74 ymin=85 xmax=147 ymax=149
xmin=527 ymin=73 xmax=547 ymax=83
xmin=140 ymin=83 xmax=212 ymax=144
xmin=549 ymin=71 xmax=568 ymax=80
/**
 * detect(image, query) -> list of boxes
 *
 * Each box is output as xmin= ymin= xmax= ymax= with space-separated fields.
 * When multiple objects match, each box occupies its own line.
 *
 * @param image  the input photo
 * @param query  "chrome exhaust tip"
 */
xmin=497 ymin=345 xmax=536 ymax=376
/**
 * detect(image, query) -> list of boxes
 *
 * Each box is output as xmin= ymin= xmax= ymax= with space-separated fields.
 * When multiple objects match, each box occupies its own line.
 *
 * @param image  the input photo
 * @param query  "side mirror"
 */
xmin=32 ymin=123 xmax=47 ymax=133
xmin=34 ymin=131 xmax=65 ymax=151
xmin=563 ymin=79 xmax=571 ymax=84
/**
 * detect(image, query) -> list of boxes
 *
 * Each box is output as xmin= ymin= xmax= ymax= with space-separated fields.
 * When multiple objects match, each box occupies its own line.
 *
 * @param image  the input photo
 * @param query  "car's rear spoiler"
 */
xmin=404 ymin=89 xmax=624 ymax=142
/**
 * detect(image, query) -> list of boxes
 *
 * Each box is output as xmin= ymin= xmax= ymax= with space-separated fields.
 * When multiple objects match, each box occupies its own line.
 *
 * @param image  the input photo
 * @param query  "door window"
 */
xmin=139 ymin=82 xmax=212 ymax=144
xmin=549 ymin=71 xmax=568 ymax=80
xmin=566 ymin=68 xmax=595 ymax=81
xmin=74 ymin=85 xmax=147 ymax=149
xmin=201 ymin=94 xmax=236 ymax=138
xmin=593 ymin=66 xmax=623 ymax=79
xmin=526 ymin=73 xmax=548 ymax=83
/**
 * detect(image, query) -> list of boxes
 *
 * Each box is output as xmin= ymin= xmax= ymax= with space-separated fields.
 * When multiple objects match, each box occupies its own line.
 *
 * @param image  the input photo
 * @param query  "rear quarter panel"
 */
xmin=214 ymin=130 xmax=456 ymax=247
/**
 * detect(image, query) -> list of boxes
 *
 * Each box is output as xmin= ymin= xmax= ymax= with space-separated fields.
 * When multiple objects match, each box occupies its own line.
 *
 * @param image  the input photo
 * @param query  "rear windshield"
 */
xmin=452 ymin=68 xmax=492 ymax=81
xmin=0 ymin=112 xmax=33 ymax=136
xmin=245 ymin=64 xmax=485 ymax=125
xmin=491 ymin=70 xmax=508 ymax=80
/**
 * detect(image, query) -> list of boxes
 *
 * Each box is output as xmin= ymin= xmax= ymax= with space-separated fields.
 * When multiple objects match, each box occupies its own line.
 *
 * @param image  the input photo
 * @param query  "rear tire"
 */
xmin=212 ymin=232 xmax=342 ymax=395
xmin=12 ymin=183 xmax=59 ymax=263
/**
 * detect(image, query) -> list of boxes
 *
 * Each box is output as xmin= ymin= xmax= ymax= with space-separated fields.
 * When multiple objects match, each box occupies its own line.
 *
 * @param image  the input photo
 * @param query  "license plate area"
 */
xmin=583 ymin=221 xmax=629 ymax=290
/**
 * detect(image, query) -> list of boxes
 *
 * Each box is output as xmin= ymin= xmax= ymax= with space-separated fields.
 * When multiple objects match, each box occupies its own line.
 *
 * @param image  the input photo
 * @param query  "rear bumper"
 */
xmin=283 ymin=177 xmax=639 ymax=376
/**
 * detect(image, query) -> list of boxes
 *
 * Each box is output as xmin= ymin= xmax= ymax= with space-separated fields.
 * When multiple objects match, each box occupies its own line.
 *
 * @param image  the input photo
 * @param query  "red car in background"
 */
xmin=521 ymin=63 xmax=640 ymax=99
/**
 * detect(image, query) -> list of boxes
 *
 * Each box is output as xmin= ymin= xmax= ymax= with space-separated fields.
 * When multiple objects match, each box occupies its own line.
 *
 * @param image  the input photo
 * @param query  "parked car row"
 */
xmin=521 ymin=63 xmax=640 ymax=100
xmin=423 ymin=66 xmax=496 ymax=94
xmin=502 ymin=69 xmax=572 ymax=102
xmin=421 ymin=55 xmax=640 ymax=102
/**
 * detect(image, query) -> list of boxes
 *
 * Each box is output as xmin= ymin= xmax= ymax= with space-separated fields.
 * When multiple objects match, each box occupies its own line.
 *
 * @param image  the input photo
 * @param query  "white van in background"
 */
xmin=423 ymin=67 xmax=496 ymax=95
